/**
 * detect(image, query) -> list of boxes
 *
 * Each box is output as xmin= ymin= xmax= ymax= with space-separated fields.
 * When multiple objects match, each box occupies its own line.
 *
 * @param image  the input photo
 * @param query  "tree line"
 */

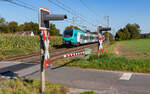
xmin=0 ymin=17 xmax=115 ymax=40
xmin=2 ymin=17 xmax=145 ymax=41
xmin=140 ymin=33 xmax=150 ymax=39
xmin=115 ymin=23 xmax=141 ymax=41
xmin=0 ymin=17 xmax=60 ymax=36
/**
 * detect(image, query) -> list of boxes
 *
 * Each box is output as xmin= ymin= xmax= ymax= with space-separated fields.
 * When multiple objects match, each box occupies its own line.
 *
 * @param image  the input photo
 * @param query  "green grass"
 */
xmin=56 ymin=53 xmax=150 ymax=73
xmin=56 ymin=41 xmax=150 ymax=73
xmin=104 ymin=41 xmax=116 ymax=54
xmin=0 ymin=79 xmax=67 ymax=94
xmin=78 ymin=91 xmax=98 ymax=94
xmin=0 ymin=34 xmax=62 ymax=59
xmin=121 ymin=39 xmax=150 ymax=53
xmin=0 ymin=79 xmax=96 ymax=94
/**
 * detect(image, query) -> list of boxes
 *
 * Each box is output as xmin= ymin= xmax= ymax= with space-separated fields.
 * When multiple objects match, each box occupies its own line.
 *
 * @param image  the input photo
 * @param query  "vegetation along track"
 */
xmin=1 ymin=43 xmax=98 ymax=63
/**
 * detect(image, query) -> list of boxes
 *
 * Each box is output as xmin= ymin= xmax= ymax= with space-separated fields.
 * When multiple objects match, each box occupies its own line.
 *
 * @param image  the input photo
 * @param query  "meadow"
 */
xmin=120 ymin=39 xmax=150 ymax=58
xmin=0 ymin=34 xmax=62 ymax=59
xmin=55 ymin=39 xmax=150 ymax=73
xmin=121 ymin=39 xmax=150 ymax=53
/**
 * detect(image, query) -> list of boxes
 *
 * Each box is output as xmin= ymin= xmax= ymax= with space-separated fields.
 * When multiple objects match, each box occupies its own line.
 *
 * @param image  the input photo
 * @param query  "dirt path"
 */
xmin=113 ymin=42 xmax=150 ymax=59
xmin=113 ymin=42 xmax=134 ymax=58
xmin=114 ymin=42 xmax=121 ymax=56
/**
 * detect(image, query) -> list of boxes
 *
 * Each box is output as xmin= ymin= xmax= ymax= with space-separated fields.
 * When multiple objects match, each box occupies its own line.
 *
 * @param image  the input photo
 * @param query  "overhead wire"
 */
xmin=15 ymin=0 xmax=37 ymax=9
xmin=79 ymin=0 xmax=101 ymax=24
xmin=47 ymin=0 xmax=97 ymax=28
xmin=1 ymin=0 xmax=36 ymax=12
xmin=54 ymin=0 xmax=91 ymax=27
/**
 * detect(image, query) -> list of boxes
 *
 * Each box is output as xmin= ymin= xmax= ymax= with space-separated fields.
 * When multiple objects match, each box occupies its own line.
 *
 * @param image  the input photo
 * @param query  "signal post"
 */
xmin=39 ymin=6 xmax=67 ymax=94
xmin=97 ymin=24 xmax=111 ymax=56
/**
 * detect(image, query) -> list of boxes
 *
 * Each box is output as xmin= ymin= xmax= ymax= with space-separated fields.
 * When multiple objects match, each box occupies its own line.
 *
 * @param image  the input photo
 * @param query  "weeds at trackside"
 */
xmin=55 ymin=41 xmax=150 ymax=73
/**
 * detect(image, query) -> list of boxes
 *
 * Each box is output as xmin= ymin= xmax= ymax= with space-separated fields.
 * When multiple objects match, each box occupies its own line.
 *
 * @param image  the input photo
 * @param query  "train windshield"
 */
xmin=64 ymin=29 xmax=73 ymax=38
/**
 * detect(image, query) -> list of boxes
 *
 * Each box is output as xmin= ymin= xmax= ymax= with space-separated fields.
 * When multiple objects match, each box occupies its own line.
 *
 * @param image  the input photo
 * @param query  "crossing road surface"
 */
xmin=0 ymin=61 xmax=150 ymax=94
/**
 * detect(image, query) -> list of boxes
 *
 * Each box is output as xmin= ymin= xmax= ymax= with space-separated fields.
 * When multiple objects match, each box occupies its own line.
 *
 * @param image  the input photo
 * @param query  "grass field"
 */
xmin=0 ymin=34 xmax=62 ymax=59
xmin=119 ymin=39 xmax=150 ymax=58
xmin=55 ymin=39 xmax=150 ymax=73
xmin=122 ymin=39 xmax=150 ymax=53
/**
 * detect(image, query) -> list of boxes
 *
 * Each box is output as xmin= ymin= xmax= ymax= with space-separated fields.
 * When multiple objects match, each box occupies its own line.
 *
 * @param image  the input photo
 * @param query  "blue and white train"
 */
xmin=63 ymin=29 xmax=98 ymax=46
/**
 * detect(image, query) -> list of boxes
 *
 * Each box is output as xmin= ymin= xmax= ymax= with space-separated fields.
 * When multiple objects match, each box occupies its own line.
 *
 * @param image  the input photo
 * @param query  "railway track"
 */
xmin=1 ymin=43 xmax=98 ymax=63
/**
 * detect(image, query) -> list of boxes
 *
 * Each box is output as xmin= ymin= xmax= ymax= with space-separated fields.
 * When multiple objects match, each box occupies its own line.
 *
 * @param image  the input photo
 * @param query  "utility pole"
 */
xmin=105 ymin=16 xmax=110 ymax=43
xmin=72 ymin=16 xmax=76 ymax=29
xmin=72 ymin=16 xmax=75 ymax=26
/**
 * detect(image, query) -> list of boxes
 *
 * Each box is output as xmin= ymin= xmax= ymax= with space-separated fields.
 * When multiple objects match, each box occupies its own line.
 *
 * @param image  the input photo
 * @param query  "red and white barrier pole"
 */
xmin=64 ymin=51 xmax=84 ymax=58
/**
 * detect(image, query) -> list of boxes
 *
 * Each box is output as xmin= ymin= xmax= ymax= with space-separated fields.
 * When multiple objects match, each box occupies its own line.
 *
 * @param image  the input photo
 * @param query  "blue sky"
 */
xmin=0 ymin=0 xmax=150 ymax=34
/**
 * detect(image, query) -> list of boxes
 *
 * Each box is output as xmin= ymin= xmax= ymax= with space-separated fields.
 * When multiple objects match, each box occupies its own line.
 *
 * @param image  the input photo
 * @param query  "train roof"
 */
xmin=65 ymin=29 xmax=97 ymax=35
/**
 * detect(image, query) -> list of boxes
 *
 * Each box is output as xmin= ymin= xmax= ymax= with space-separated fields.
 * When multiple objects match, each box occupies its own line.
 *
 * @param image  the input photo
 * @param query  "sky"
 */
xmin=0 ymin=0 xmax=150 ymax=34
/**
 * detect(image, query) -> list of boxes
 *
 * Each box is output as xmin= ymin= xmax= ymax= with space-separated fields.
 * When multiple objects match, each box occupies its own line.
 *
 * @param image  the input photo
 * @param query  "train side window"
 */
xmin=80 ymin=35 xmax=83 ymax=39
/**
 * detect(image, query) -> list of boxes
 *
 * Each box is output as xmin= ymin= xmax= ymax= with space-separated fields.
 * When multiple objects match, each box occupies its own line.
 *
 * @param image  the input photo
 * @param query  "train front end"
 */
xmin=63 ymin=29 xmax=74 ymax=45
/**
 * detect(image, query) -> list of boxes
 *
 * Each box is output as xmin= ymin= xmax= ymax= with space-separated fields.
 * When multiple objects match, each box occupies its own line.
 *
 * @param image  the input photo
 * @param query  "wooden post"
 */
xmin=97 ymin=24 xmax=101 ymax=57
xmin=40 ymin=31 xmax=45 ymax=94
xmin=41 ymin=70 xmax=45 ymax=94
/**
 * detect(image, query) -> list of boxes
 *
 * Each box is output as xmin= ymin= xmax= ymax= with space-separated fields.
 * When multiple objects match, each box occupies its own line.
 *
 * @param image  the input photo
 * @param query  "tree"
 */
xmin=140 ymin=33 xmax=150 ymax=39
xmin=115 ymin=23 xmax=141 ymax=41
xmin=0 ymin=17 xmax=8 ymax=33
xmin=115 ymin=29 xmax=124 ymax=41
xmin=0 ymin=17 xmax=5 ymax=25
xmin=0 ymin=17 xmax=40 ymax=34
xmin=19 ymin=22 xmax=39 ymax=35
xmin=123 ymin=28 xmax=130 ymax=40
xmin=8 ymin=21 xmax=18 ymax=33
xmin=0 ymin=24 xmax=9 ymax=33
xmin=18 ymin=24 xmax=24 ymax=31
xmin=91 ymin=32 xmax=97 ymax=34
xmin=65 ymin=25 xmax=81 ymax=30
xmin=85 ymin=29 xmax=91 ymax=33
xmin=48 ymin=23 xmax=60 ymax=36
xmin=103 ymin=32 xmax=114 ymax=42
xmin=125 ymin=23 xmax=140 ymax=39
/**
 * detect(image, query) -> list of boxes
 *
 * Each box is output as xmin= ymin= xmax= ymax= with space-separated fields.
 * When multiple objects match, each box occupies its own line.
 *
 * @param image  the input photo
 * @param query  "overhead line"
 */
xmin=55 ymin=0 xmax=97 ymax=27
xmin=2 ymin=0 xmax=36 ymax=11
xmin=47 ymin=0 xmax=97 ymax=27
xmin=80 ymin=0 xmax=101 ymax=24
xmin=80 ymin=0 xmax=97 ymax=16
xmin=15 ymin=0 xmax=37 ymax=9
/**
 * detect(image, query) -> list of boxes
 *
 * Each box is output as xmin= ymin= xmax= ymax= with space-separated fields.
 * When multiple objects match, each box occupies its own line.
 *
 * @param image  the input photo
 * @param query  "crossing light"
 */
xmin=39 ymin=6 xmax=67 ymax=31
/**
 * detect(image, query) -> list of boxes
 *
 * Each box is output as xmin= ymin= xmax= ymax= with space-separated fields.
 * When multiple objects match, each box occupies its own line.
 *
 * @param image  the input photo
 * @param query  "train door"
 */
xmin=77 ymin=32 xmax=80 ymax=43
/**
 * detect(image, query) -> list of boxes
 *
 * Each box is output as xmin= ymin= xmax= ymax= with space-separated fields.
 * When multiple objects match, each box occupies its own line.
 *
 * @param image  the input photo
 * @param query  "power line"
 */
xmin=15 ymin=0 xmax=37 ymax=9
xmin=55 ymin=0 xmax=87 ymax=20
xmin=2 ymin=0 xmax=36 ymax=11
xmin=47 ymin=0 xmax=97 ymax=27
xmin=55 ymin=0 xmax=96 ymax=26
xmin=47 ymin=0 xmax=73 ymax=15
xmin=58 ymin=0 xmax=97 ymax=27
xmin=80 ymin=0 xmax=96 ymax=15
xmin=79 ymin=0 xmax=101 ymax=24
